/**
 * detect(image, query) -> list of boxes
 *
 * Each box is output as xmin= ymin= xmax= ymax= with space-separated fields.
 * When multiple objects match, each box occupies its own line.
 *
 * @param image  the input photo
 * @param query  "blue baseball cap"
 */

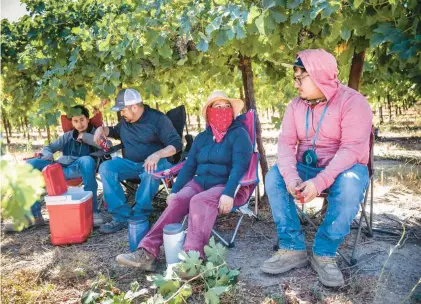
xmin=281 ymin=56 xmax=305 ymax=69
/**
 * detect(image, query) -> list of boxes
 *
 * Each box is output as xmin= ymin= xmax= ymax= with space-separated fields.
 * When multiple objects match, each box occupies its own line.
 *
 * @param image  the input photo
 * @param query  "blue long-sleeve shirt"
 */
xmin=41 ymin=124 xmax=99 ymax=165
xmin=108 ymin=105 xmax=182 ymax=163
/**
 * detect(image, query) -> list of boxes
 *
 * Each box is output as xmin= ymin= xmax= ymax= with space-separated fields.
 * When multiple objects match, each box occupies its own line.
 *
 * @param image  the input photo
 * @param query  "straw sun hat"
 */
xmin=201 ymin=91 xmax=244 ymax=119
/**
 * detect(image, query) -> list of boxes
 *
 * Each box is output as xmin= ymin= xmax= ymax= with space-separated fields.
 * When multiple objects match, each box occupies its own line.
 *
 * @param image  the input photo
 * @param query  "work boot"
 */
xmin=310 ymin=254 xmax=344 ymax=287
xmin=93 ymin=213 xmax=104 ymax=227
xmin=99 ymin=220 xmax=127 ymax=234
xmin=116 ymin=248 xmax=157 ymax=271
xmin=261 ymin=249 xmax=308 ymax=274
xmin=3 ymin=216 xmax=45 ymax=233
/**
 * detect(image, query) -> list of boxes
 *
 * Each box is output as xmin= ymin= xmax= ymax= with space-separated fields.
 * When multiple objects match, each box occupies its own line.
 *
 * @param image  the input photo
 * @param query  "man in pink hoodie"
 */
xmin=261 ymin=49 xmax=372 ymax=287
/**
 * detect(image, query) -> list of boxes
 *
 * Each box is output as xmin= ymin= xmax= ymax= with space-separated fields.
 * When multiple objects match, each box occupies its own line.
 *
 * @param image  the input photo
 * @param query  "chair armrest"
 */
xmin=90 ymin=144 xmax=123 ymax=158
xmin=151 ymin=161 xmax=186 ymax=179
xmin=23 ymin=153 xmax=42 ymax=161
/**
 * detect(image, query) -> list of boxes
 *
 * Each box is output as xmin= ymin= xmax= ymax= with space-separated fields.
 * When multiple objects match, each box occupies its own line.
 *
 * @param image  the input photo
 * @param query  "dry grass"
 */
xmin=1 ymin=269 xmax=58 ymax=304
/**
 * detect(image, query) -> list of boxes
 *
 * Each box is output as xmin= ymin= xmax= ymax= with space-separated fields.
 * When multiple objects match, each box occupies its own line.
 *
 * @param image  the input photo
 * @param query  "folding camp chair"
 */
xmin=295 ymin=126 xmax=375 ymax=265
xmin=152 ymin=109 xmax=260 ymax=247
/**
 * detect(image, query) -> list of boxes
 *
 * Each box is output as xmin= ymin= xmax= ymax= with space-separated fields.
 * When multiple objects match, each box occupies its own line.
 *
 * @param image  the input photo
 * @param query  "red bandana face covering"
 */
xmin=207 ymin=107 xmax=234 ymax=143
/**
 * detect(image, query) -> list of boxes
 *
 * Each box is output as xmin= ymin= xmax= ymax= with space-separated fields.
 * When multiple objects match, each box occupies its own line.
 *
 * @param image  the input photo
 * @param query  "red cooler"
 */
xmin=45 ymin=187 xmax=93 ymax=245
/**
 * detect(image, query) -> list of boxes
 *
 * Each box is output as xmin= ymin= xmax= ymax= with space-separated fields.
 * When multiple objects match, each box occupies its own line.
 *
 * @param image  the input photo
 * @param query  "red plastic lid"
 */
xmin=42 ymin=163 xmax=68 ymax=196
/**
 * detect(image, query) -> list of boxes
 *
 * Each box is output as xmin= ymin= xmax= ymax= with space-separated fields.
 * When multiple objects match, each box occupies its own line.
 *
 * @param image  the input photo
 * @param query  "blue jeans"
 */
xmin=265 ymin=162 xmax=369 ymax=257
xmin=98 ymin=157 xmax=171 ymax=223
xmin=27 ymin=156 xmax=98 ymax=217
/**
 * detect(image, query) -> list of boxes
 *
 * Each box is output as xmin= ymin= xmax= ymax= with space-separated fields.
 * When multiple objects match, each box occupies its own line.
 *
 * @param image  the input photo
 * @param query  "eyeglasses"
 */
xmin=294 ymin=73 xmax=309 ymax=85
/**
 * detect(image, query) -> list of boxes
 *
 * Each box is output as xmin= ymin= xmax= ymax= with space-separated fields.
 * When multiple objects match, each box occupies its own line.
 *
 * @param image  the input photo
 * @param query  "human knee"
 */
xmin=265 ymin=165 xmax=287 ymax=195
xmin=26 ymin=158 xmax=46 ymax=170
xmin=265 ymin=165 xmax=285 ymax=191
xmin=78 ymin=156 xmax=96 ymax=169
xmin=166 ymin=193 xmax=179 ymax=206
xmin=99 ymin=159 xmax=115 ymax=176
xmin=190 ymin=192 xmax=215 ymax=208
xmin=139 ymin=170 xmax=152 ymax=180
xmin=335 ymin=165 xmax=368 ymax=195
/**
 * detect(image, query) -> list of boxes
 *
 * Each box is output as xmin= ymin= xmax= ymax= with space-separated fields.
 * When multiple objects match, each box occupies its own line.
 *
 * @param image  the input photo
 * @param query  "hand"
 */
xmin=295 ymin=180 xmax=318 ymax=204
xmin=93 ymin=127 xmax=106 ymax=145
xmin=77 ymin=132 xmax=84 ymax=142
xmin=287 ymin=179 xmax=303 ymax=199
xmin=166 ymin=193 xmax=176 ymax=205
xmin=40 ymin=154 xmax=53 ymax=161
xmin=218 ymin=195 xmax=234 ymax=214
xmin=143 ymin=153 xmax=160 ymax=174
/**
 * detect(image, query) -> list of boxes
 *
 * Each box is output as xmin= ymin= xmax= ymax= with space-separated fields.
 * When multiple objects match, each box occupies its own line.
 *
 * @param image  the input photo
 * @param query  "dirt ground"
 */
xmin=1 ymin=107 xmax=421 ymax=304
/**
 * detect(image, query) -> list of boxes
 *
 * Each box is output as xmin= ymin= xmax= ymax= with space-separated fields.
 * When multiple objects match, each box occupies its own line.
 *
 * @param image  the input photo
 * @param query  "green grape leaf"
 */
xmin=286 ymin=0 xmax=303 ymax=9
xmin=270 ymin=10 xmax=287 ymax=24
xmin=214 ymin=30 xmax=228 ymax=46
xmin=159 ymin=280 xmax=180 ymax=297
xmin=353 ymin=0 xmax=363 ymax=8
xmin=204 ymin=237 xmax=227 ymax=265
xmin=263 ymin=0 xmax=276 ymax=10
xmin=81 ymin=290 xmax=100 ymax=304
xmin=204 ymin=289 xmax=220 ymax=304
xmin=158 ymin=43 xmax=172 ymax=58
xmin=247 ymin=6 xmax=260 ymax=24
xmin=341 ymin=27 xmax=351 ymax=41
xmin=197 ymin=37 xmax=209 ymax=52
xmin=206 ymin=16 xmax=222 ymax=36
xmin=226 ymin=26 xmax=235 ymax=40
xmin=235 ymin=24 xmax=246 ymax=39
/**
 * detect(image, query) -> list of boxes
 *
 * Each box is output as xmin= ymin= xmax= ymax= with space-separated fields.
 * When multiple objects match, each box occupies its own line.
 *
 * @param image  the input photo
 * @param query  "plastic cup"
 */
xmin=128 ymin=216 xmax=149 ymax=252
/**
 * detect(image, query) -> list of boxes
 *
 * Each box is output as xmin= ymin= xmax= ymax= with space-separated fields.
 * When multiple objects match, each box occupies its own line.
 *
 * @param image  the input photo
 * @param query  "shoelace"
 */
xmin=318 ymin=256 xmax=337 ymax=265
xmin=275 ymin=249 xmax=301 ymax=256
xmin=109 ymin=221 xmax=123 ymax=227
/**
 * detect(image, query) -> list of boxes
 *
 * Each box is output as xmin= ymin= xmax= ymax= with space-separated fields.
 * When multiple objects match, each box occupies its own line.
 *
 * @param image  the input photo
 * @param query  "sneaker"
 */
xmin=261 ymin=249 xmax=308 ymax=274
xmin=116 ymin=248 xmax=157 ymax=271
xmin=3 ymin=215 xmax=45 ymax=233
xmin=310 ymin=254 xmax=345 ymax=287
xmin=93 ymin=213 xmax=104 ymax=227
xmin=99 ymin=220 xmax=128 ymax=234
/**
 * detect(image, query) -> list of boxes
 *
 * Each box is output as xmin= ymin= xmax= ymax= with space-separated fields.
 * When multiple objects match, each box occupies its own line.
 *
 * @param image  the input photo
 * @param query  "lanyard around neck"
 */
xmin=305 ymin=102 xmax=329 ymax=150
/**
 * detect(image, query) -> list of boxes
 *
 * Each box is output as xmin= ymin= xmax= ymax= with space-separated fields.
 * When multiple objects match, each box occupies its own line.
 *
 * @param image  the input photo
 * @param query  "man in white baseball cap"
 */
xmin=94 ymin=88 xmax=182 ymax=234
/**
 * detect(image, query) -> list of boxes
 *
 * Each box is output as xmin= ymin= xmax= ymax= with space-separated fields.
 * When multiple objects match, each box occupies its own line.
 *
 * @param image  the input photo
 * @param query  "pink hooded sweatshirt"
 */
xmin=277 ymin=49 xmax=373 ymax=194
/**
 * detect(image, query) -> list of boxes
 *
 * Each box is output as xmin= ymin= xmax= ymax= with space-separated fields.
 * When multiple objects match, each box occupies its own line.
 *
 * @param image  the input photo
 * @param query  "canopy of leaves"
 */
xmin=1 ymin=0 xmax=420 ymax=128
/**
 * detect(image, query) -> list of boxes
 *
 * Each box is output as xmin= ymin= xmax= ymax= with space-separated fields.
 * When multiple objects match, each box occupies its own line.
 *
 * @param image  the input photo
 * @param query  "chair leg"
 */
xmin=360 ymin=181 xmax=373 ymax=237
xmin=350 ymin=178 xmax=373 ymax=264
xmin=321 ymin=198 xmax=328 ymax=218
xmin=162 ymin=178 xmax=171 ymax=195
xmin=254 ymin=184 xmax=259 ymax=217
xmin=211 ymin=228 xmax=230 ymax=247
xmin=338 ymin=250 xmax=353 ymax=266
xmin=369 ymin=176 xmax=374 ymax=235
xmin=229 ymin=214 xmax=245 ymax=246
xmin=121 ymin=181 xmax=137 ymax=196
xmin=211 ymin=212 xmax=246 ymax=248
xmin=210 ymin=184 xmax=259 ymax=248
xmin=296 ymin=205 xmax=318 ymax=228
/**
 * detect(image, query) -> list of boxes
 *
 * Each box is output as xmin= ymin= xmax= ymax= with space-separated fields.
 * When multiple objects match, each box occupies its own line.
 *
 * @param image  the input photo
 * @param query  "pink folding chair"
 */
xmin=152 ymin=110 xmax=260 ymax=247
